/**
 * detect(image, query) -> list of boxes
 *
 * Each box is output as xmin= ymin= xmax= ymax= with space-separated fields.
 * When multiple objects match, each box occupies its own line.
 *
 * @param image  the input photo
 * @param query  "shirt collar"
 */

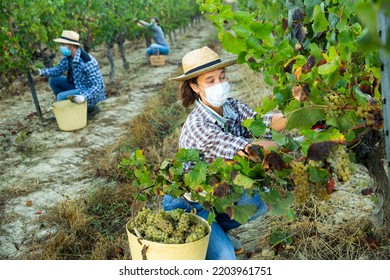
xmin=72 ymin=48 xmax=81 ymax=63
xmin=196 ymin=99 xmax=238 ymax=130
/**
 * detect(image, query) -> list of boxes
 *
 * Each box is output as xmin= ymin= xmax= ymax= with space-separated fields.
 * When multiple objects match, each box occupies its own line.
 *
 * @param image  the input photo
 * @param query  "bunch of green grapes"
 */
xmin=323 ymin=92 xmax=348 ymax=118
xmin=356 ymin=103 xmax=377 ymax=126
xmin=313 ymin=182 xmax=329 ymax=201
xmin=129 ymin=207 xmax=209 ymax=244
xmin=326 ymin=144 xmax=350 ymax=182
xmin=308 ymin=159 xmax=323 ymax=168
xmin=290 ymin=161 xmax=310 ymax=203
xmin=356 ymin=102 xmax=383 ymax=128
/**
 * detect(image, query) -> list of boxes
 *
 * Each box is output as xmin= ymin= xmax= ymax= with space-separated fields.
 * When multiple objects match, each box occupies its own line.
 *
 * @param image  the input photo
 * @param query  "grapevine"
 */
xmin=0 ymin=0 xmax=201 ymax=96
xmin=196 ymin=0 xmax=387 ymax=208
xmin=128 ymin=207 xmax=209 ymax=244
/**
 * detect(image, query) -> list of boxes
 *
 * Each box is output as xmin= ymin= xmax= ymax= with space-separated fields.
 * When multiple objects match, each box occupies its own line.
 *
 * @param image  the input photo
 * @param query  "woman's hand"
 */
xmin=237 ymin=141 xmax=278 ymax=162
xmin=137 ymin=20 xmax=148 ymax=27
xmin=270 ymin=112 xmax=287 ymax=131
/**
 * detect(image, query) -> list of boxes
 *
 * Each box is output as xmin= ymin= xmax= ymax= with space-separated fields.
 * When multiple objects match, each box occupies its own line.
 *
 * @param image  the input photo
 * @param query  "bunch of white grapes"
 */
xmin=326 ymin=144 xmax=350 ymax=182
xmin=324 ymin=92 xmax=348 ymax=118
xmin=129 ymin=207 xmax=209 ymax=244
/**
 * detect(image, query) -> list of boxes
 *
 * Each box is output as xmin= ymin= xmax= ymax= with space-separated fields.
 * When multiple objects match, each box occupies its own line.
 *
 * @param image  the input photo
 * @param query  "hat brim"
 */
xmin=170 ymin=58 xmax=237 ymax=81
xmin=53 ymin=38 xmax=80 ymax=46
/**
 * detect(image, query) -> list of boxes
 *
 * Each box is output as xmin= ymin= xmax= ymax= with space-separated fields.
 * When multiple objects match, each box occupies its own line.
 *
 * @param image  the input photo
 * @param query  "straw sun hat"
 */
xmin=53 ymin=30 xmax=80 ymax=46
xmin=170 ymin=46 xmax=236 ymax=81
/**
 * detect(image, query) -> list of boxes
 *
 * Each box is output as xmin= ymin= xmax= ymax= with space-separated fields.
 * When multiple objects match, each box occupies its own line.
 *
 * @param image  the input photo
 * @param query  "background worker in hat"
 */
xmin=137 ymin=17 xmax=170 ymax=56
xmin=164 ymin=46 xmax=286 ymax=260
xmin=33 ymin=30 xmax=106 ymax=120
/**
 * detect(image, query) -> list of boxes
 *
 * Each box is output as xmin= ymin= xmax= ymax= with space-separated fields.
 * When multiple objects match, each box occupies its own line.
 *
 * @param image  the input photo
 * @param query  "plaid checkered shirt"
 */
xmin=42 ymin=48 xmax=106 ymax=108
xmin=179 ymin=98 xmax=276 ymax=163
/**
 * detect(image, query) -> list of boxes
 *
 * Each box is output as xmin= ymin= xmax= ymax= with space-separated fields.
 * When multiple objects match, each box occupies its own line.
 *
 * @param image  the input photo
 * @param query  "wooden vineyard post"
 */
xmin=27 ymin=71 xmax=44 ymax=122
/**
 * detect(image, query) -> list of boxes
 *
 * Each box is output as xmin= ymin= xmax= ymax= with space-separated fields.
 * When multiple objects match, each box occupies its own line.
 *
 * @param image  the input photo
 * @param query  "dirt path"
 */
xmin=0 ymin=19 xmax=228 ymax=259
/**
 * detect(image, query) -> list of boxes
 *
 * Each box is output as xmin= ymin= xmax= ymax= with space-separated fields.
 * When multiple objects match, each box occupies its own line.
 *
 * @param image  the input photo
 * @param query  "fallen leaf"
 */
xmin=361 ymin=188 xmax=373 ymax=196
xmin=327 ymin=177 xmax=335 ymax=194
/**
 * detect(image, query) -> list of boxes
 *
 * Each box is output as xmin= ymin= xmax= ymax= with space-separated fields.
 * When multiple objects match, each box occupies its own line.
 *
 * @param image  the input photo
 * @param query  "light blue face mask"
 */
xmin=60 ymin=46 xmax=71 ymax=57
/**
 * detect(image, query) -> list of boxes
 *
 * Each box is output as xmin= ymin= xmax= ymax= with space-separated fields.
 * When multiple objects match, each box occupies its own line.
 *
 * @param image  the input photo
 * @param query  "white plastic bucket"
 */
xmin=126 ymin=213 xmax=211 ymax=260
xmin=52 ymin=100 xmax=87 ymax=131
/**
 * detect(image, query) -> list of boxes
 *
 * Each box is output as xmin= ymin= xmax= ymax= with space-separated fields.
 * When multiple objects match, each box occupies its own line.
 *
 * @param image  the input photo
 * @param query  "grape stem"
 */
xmin=283 ymin=104 xmax=356 ymax=118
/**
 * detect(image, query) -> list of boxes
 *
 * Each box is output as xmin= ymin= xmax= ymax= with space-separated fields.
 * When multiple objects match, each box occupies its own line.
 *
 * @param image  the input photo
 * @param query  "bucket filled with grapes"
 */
xmin=126 ymin=207 xmax=211 ymax=260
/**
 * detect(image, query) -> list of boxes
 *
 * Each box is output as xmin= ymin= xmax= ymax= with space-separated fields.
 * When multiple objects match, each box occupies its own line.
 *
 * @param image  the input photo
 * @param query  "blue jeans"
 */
xmin=163 ymin=192 xmax=268 ymax=260
xmin=146 ymin=43 xmax=170 ymax=55
xmin=49 ymin=76 xmax=80 ymax=101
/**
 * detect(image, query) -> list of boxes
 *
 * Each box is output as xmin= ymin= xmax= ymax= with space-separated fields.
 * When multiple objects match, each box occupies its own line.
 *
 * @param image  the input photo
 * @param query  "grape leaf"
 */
xmin=213 ymin=183 xmax=231 ymax=198
xmin=233 ymin=173 xmax=255 ymax=189
xmin=263 ymin=150 xmax=287 ymax=171
xmin=307 ymin=141 xmax=337 ymax=161
xmin=312 ymin=5 xmax=329 ymax=33
xmin=354 ymin=85 xmax=371 ymax=105
xmin=134 ymin=169 xmax=153 ymax=187
xmin=231 ymin=204 xmax=257 ymax=224
xmin=176 ymin=148 xmax=199 ymax=162
xmin=261 ymin=189 xmax=295 ymax=216
xmin=246 ymin=36 xmax=264 ymax=53
xmin=233 ymin=25 xmax=252 ymax=38
xmin=242 ymin=118 xmax=254 ymax=129
xmin=257 ymin=95 xmax=278 ymax=114
xmin=271 ymin=39 xmax=294 ymax=64
xmin=285 ymin=102 xmax=325 ymax=130
xmin=318 ymin=59 xmax=339 ymax=75
xmin=248 ymin=118 xmax=267 ymax=137
xmin=326 ymin=111 xmax=355 ymax=131
xmin=184 ymin=162 xmax=207 ymax=189
xmin=221 ymin=31 xmax=247 ymax=54
xmin=250 ymin=21 xmax=274 ymax=39
xmin=308 ymin=166 xmax=330 ymax=183
xmin=233 ymin=10 xmax=253 ymax=25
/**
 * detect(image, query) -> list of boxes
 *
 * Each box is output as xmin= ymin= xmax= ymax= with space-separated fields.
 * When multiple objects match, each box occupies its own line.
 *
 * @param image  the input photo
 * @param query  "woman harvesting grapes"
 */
xmin=164 ymin=46 xmax=287 ymax=260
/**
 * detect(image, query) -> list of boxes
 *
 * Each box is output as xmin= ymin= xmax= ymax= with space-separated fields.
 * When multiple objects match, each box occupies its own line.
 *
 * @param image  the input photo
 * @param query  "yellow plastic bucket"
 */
xmin=126 ymin=213 xmax=211 ymax=260
xmin=52 ymin=100 xmax=87 ymax=131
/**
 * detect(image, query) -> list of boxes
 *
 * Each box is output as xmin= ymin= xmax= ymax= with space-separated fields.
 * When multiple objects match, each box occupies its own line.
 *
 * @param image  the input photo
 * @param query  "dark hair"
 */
xmin=179 ymin=77 xmax=199 ymax=108
xmin=153 ymin=17 xmax=160 ymax=26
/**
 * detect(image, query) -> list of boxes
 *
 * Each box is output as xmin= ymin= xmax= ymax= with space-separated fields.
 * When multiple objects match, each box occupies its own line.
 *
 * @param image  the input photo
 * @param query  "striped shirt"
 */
xmin=42 ymin=48 xmax=106 ymax=108
xmin=179 ymin=98 xmax=275 ymax=163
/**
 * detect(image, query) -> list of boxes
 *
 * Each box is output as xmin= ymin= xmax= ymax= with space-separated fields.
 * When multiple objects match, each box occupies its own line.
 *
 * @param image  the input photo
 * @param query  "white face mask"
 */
xmin=200 ymin=82 xmax=230 ymax=107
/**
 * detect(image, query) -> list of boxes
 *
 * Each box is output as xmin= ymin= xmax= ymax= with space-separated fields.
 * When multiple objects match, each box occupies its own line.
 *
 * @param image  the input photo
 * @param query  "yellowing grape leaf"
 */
xmin=293 ymin=66 xmax=302 ymax=80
